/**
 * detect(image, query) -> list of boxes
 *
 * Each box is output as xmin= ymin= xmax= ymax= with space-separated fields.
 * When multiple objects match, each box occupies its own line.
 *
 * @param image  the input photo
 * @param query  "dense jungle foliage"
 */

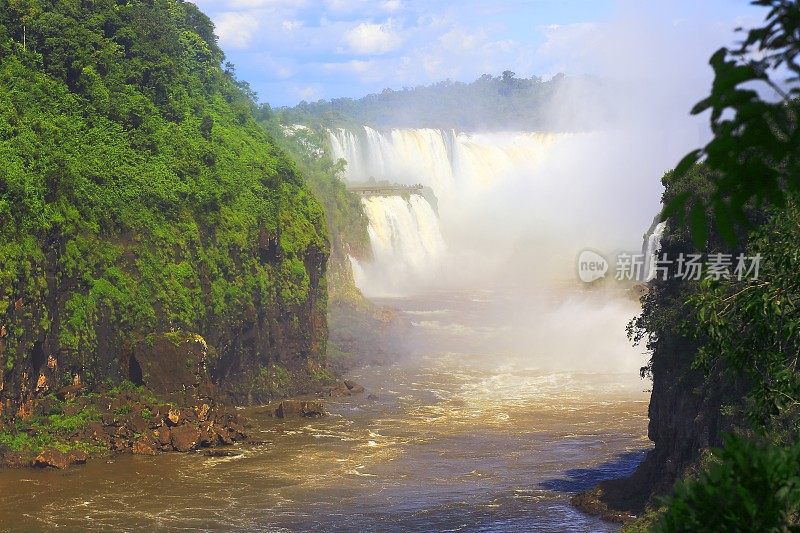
xmin=0 ymin=0 xmax=327 ymax=385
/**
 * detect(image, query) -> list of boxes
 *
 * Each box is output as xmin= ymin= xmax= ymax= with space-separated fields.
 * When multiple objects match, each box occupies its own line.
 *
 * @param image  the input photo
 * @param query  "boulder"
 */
xmin=326 ymin=383 xmax=351 ymax=397
xmin=132 ymin=437 xmax=158 ymax=456
xmin=203 ymin=449 xmax=242 ymax=458
xmin=32 ymin=448 xmax=87 ymax=469
xmin=55 ymin=384 xmax=82 ymax=401
xmin=68 ymin=450 xmax=88 ymax=465
xmin=214 ymin=427 xmax=234 ymax=445
xmin=166 ymin=408 xmax=181 ymax=426
xmin=170 ymin=425 xmax=201 ymax=452
xmin=155 ymin=427 xmax=172 ymax=447
xmin=274 ymin=400 xmax=326 ymax=418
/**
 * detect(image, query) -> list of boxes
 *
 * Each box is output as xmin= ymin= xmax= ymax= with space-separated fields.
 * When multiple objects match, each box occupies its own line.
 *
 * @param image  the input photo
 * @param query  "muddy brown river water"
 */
xmin=0 ymin=289 xmax=651 ymax=532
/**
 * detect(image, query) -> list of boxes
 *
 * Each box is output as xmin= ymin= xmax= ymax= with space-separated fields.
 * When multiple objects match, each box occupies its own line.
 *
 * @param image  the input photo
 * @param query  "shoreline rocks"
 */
xmin=32 ymin=448 xmax=88 ymax=469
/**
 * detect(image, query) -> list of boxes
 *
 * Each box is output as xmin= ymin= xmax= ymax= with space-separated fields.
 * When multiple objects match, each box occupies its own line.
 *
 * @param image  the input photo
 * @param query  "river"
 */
xmin=0 ymin=288 xmax=650 ymax=532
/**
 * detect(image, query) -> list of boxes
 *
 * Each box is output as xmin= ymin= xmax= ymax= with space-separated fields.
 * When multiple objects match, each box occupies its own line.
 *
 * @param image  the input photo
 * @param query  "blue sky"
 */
xmin=191 ymin=0 xmax=762 ymax=107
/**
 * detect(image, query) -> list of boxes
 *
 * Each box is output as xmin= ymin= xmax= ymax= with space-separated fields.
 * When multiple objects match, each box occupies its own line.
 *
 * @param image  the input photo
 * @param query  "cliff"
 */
xmin=575 ymin=166 xmax=752 ymax=519
xmin=0 ymin=0 xmax=329 ymax=422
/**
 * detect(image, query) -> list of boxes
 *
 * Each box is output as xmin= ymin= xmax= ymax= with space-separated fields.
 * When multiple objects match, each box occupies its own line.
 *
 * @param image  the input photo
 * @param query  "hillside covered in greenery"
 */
xmin=279 ymin=71 xmax=605 ymax=131
xmin=0 ymin=0 xmax=331 ymax=420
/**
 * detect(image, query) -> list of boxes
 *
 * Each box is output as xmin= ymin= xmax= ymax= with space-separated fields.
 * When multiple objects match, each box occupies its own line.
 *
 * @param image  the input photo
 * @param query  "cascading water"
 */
xmin=329 ymin=126 xmax=565 ymax=197
xmin=351 ymin=194 xmax=446 ymax=297
xmin=643 ymin=221 xmax=667 ymax=282
xmin=331 ymin=126 xmax=576 ymax=292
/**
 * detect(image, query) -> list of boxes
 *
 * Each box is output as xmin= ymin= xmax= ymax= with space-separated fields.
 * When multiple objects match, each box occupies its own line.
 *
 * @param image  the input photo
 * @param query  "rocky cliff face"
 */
xmin=0 ymin=227 xmax=329 ymax=419
xmin=578 ymin=181 xmax=750 ymax=516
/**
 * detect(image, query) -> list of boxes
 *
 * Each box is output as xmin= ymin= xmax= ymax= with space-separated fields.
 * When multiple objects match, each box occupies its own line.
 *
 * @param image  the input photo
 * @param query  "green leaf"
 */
xmin=689 ymin=202 xmax=708 ymax=250
xmin=661 ymin=191 xmax=691 ymax=223
xmin=712 ymin=198 xmax=737 ymax=246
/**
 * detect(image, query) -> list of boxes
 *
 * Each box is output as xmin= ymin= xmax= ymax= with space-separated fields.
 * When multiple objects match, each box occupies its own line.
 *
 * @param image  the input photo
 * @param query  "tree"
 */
xmin=664 ymin=0 xmax=800 ymax=248
xmin=8 ymin=0 xmax=41 ymax=50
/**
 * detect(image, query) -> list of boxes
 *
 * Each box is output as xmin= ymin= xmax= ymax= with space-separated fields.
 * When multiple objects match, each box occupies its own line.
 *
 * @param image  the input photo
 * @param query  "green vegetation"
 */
xmin=49 ymin=406 xmax=100 ymax=431
xmin=259 ymin=121 xmax=370 ymax=306
xmin=656 ymin=436 xmax=800 ymax=532
xmin=0 ymin=0 xmax=327 ymax=392
xmin=628 ymin=1 xmax=800 ymax=528
xmin=279 ymin=71 xmax=593 ymax=131
xmin=663 ymin=0 xmax=800 ymax=247
xmin=0 ymin=398 xmax=103 ymax=455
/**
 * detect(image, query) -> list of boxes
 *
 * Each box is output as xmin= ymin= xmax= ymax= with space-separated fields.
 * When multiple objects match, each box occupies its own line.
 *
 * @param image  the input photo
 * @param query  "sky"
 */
xmin=190 ymin=0 xmax=763 ymax=107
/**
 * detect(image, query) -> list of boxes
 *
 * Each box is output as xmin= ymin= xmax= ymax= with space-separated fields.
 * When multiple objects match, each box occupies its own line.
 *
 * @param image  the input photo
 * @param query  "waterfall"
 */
xmin=351 ymin=194 xmax=446 ymax=296
xmin=328 ymin=126 xmax=566 ymax=198
xmin=643 ymin=221 xmax=667 ymax=281
xmin=331 ymin=126 xmax=610 ymax=291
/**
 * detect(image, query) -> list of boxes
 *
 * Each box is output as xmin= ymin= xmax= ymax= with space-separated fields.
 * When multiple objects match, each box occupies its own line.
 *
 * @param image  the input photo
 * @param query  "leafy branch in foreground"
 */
xmin=663 ymin=0 xmax=800 ymax=248
xmin=656 ymin=435 xmax=800 ymax=532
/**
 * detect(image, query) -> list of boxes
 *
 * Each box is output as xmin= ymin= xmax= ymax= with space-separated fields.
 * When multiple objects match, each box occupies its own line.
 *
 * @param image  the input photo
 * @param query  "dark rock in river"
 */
xmin=324 ymin=380 xmax=366 ymax=397
xmin=204 ymin=449 xmax=242 ymax=458
xmin=344 ymin=380 xmax=365 ymax=394
xmin=274 ymin=400 xmax=326 ymax=418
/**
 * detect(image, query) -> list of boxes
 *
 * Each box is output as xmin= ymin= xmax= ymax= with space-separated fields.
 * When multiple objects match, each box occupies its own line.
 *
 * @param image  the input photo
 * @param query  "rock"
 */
xmin=213 ymin=427 xmax=234 ymax=445
xmin=129 ymin=414 xmax=149 ymax=435
xmin=366 ymin=394 xmax=379 ymax=401
xmin=126 ymin=333 xmax=215 ymax=398
xmin=32 ymin=448 xmax=86 ymax=469
xmin=203 ymin=449 xmax=242 ymax=458
xmin=132 ymin=437 xmax=158 ymax=456
xmin=80 ymin=422 xmax=110 ymax=446
xmin=274 ymin=400 xmax=326 ymax=418
xmin=55 ymin=384 xmax=82 ymax=401
xmin=195 ymin=403 xmax=210 ymax=421
xmin=167 ymin=408 xmax=181 ymax=426
xmin=227 ymin=422 xmax=247 ymax=440
xmin=344 ymin=380 xmax=365 ymax=394
xmin=326 ymin=383 xmax=351 ymax=397
xmin=67 ymin=450 xmax=88 ymax=465
xmin=155 ymin=427 xmax=172 ymax=447
xmin=170 ymin=425 xmax=201 ymax=452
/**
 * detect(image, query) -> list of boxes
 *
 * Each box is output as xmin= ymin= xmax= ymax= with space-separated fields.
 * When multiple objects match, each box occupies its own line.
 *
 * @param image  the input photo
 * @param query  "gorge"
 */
xmin=1 ymin=0 xmax=791 ymax=531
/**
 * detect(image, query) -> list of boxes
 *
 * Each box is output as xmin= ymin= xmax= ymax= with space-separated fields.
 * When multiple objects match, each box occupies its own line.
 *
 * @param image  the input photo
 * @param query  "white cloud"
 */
xmin=228 ymin=0 xmax=307 ymax=8
xmin=214 ymin=12 xmax=261 ymax=50
xmin=282 ymin=19 xmax=304 ymax=31
xmin=342 ymin=20 xmax=403 ymax=55
xmin=382 ymin=0 xmax=402 ymax=12
xmin=438 ymin=27 xmax=486 ymax=51
xmin=295 ymin=85 xmax=322 ymax=101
